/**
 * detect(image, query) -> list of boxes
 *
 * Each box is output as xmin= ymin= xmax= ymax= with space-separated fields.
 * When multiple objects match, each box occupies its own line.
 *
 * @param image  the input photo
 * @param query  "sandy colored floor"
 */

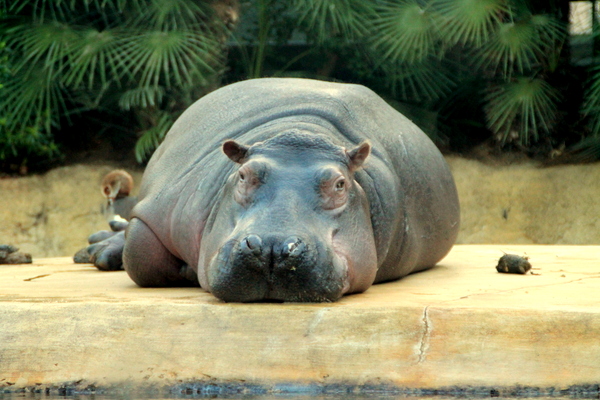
xmin=1 ymin=157 xmax=599 ymax=258
xmin=1 ymin=245 xmax=599 ymax=392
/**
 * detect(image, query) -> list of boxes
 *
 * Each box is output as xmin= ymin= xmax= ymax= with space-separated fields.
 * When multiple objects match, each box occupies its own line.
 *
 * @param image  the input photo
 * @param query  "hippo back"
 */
xmin=133 ymin=78 xmax=459 ymax=281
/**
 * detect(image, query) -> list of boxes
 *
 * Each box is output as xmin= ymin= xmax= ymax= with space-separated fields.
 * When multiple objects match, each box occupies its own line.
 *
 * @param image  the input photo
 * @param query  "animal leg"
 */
xmin=124 ymin=218 xmax=199 ymax=287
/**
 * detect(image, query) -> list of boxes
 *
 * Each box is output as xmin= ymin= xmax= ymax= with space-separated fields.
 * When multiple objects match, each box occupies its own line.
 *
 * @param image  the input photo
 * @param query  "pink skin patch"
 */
xmin=332 ymin=237 xmax=352 ymax=294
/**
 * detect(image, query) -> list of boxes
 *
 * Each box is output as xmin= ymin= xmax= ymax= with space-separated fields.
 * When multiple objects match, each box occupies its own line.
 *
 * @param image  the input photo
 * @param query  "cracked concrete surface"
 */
xmin=1 ymin=245 xmax=599 ymax=390
xmin=416 ymin=306 xmax=430 ymax=364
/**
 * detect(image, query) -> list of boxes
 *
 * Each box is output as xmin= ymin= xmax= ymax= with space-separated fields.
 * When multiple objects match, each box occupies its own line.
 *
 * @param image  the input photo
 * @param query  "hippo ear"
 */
xmin=223 ymin=140 xmax=249 ymax=163
xmin=347 ymin=141 xmax=371 ymax=171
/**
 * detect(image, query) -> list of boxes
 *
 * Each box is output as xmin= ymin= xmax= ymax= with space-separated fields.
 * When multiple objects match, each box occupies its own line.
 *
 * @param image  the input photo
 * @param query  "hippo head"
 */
xmin=197 ymin=131 xmax=378 ymax=302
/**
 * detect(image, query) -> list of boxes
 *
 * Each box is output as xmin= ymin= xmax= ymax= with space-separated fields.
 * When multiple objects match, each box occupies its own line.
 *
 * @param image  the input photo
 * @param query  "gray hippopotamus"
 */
xmin=87 ymin=78 xmax=460 ymax=302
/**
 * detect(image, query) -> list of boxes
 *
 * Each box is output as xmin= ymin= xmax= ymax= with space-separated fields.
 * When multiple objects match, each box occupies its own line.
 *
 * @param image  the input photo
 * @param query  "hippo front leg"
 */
xmin=124 ymin=218 xmax=199 ymax=287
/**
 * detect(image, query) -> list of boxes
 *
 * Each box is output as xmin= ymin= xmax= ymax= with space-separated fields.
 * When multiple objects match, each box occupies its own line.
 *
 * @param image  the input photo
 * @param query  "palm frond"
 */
xmin=484 ymin=77 xmax=560 ymax=145
xmin=5 ymin=21 xmax=78 ymax=73
xmin=477 ymin=12 xmax=565 ymax=75
xmin=134 ymin=110 xmax=173 ymax=162
xmin=291 ymin=0 xmax=374 ymax=43
xmin=371 ymin=1 xmax=437 ymax=64
xmin=477 ymin=18 xmax=537 ymax=75
xmin=582 ymin=64 xmax=600 ymax=136
xmin=568 ymin=136 xmax=600 ymax=161
xmin=120 ymin=29 xmax=221 ymax=88
xmin=431 ymin=0 xmax=507 ymax=46
xmin=5 ymin=0 xmax=146 ymax=20
xmin=0 ymin=62 xmax=68 ymax=132
xmin=529 ymin=14 xmax=565 ymax=44
xmin=129 ymin=0 xmax=214 ymax=30
xmin=61 ymin=27 xmax=124 ymax=89
xmin=118 ymin=86 xmax=165 ymax=110
xmin=0 ymin=41 xmax=8 ymax=86
xmin=0 ymin=0 xmax=229 ymax=168
xmin=379 ymin=58 xmax=457 ymax=103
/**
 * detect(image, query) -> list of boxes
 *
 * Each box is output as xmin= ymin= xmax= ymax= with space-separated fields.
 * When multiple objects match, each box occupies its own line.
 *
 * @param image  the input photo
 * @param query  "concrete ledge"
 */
xmin=1 ymin=245 xmax=599 ymax=394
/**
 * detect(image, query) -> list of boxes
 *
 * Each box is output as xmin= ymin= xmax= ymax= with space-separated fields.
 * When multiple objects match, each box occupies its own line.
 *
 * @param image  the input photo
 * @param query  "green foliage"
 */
xmin=485 ymin=77 xmax=560 ymax=145
xmin=1 ymin=17 xmax=61 ymax=171
xmin=568 ymin=47 xmax=600 ymax=162
xmin=1 ymin=0 xmax=595 ymax=166
xmin=133 ymin=109 xmax=173 ymax=163
xmin=230 ymin=0 xmax=569 ymax=149
xmin=583 ymin=64 xmax=600 ymax=136
xmin=476 ymin=12 xmax=565 ymax=75
xmin=291 ymin=0 xmax=374 ymax=43
xmin=582 ymin=23 xmax=600 ymax=138
xmin=371 ymin=1 xmax=437 ymax=64
xmin=0 ymin=41 xmax=7 ymax=87
xmin=327 ymin=0 xmax=567 ymax=148
xmin=0 ymin=0 xmax=227 ymax=167
xmin=432 ymin=0 xmax=508 ymax=46
xmin=0 ymin=124 xmax=61 ymax=172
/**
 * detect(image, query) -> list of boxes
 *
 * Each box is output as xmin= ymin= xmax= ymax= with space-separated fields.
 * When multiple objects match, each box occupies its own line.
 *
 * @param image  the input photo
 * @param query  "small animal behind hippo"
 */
xmin=83 ymin=78 xmax=460 ymax=302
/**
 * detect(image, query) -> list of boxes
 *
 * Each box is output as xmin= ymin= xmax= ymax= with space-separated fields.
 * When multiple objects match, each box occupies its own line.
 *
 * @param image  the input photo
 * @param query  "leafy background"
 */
xmin=1 ymin=0 xmax=599 ymax=173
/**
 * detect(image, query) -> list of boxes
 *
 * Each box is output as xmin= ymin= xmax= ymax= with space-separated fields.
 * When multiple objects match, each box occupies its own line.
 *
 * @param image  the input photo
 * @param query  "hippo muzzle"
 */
xmin=206 ymin=231 xmax=349 ymax=302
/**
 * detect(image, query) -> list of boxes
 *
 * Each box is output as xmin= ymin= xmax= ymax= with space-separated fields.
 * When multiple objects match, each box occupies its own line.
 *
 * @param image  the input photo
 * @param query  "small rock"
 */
xmin=0 ymin=248 xmax=32 ymax=264
xmin=0 ymin=244 xmax=19 ymax=253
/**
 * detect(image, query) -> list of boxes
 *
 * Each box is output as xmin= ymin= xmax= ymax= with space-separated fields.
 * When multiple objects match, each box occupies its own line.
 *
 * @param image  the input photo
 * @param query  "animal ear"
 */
xmin=347 ymin=141 xmax=371 ymax=171
xmin=223 ymin=140 xmax=249 ymax=163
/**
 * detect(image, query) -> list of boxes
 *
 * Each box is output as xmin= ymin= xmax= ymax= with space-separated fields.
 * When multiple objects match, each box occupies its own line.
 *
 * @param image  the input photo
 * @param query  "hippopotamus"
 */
xmin=86 ymin=78 xmax=460 ymax=302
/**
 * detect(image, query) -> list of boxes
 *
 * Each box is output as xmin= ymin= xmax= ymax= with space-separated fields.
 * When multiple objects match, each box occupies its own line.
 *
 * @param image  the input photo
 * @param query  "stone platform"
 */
xmin=1 ymin=245 xmax=599 ymax=395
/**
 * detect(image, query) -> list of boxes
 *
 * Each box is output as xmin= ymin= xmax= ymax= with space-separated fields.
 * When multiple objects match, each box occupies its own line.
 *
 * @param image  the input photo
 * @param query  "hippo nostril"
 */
xmin=281 ymin=236 xmax=305 ymax=258
xmin=241 ymin=234 xmax=262 ymax=255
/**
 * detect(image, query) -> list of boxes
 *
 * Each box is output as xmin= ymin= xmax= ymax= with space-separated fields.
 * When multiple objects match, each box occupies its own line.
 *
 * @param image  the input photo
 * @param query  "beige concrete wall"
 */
xmin=447 ymin=157 xmax=600 ymax=244
xmin=0 ymin=165 xmax=143 ymax=257
xmin=1 ymin=158 xmax=600 ymax=257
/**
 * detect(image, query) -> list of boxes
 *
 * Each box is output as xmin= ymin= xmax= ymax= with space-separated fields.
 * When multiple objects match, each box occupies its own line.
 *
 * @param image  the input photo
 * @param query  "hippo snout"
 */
xmin=207 ymin=233 xmax=347 ymax=302
xmin=238 ymin=234 xmax=307 ymax=269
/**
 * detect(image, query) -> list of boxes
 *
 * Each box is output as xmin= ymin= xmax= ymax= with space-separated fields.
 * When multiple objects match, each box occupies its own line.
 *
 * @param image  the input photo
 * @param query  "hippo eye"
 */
xmin=335 ymin=179 xmax=345 ymax=191
xmin=239 ymin=172 xmax=246 ymax=182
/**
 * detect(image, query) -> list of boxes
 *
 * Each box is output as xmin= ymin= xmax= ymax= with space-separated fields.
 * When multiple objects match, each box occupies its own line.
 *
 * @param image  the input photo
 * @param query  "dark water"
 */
xmin=0 ymin=395 xmax=415 ymax=400
xmin=4 ymin=397 xmax=600 ymax=400
xmin=2 ymin=395 xmax=600 ymax=400
xmin=2 ymin=384 xmax=599 ymax=400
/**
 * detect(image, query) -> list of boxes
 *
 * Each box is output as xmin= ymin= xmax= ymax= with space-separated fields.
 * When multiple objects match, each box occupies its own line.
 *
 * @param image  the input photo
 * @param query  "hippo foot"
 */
xmin=73 ymin=247 xmax=92 ymax=264
xmin=87 ymin=231 xmax=126 ymax=271
xmin=73 ymin=219 xmax=129 ymax=270
xmin=0 ymin=244 xmax=32 ymax=264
